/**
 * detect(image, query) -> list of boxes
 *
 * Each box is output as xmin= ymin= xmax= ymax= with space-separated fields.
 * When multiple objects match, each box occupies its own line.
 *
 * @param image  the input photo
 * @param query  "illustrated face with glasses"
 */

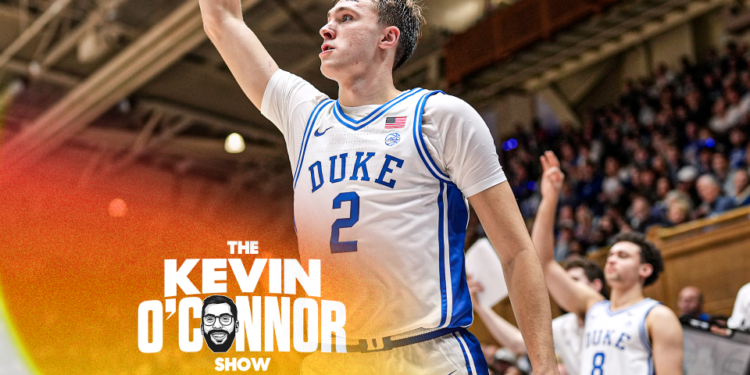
xmin=201 ymin=296 xmax=239 ymax=353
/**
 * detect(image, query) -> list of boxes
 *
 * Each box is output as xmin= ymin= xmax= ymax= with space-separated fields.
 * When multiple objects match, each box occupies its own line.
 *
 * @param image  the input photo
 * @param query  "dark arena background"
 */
xmin=0 ymin=0 xmax=749 ymax=374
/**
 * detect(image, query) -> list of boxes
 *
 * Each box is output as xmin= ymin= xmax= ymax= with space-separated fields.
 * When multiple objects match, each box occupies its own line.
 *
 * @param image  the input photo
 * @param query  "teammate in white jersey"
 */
xmin=534 ymin=151 xmax=683 ymax=375
xmin=198 ymin=0 xmax=557 ymax=374
xmin=469 ymin=257 xmax=606 ymax=375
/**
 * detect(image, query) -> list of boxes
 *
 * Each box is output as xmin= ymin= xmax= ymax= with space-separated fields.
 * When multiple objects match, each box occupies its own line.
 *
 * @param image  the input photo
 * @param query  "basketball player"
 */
xmin=199 ymin=0 xmax=557 ymax=373
xmin=468 ymin=256 xmax=606 ymax=375
xmin=535 ymin=151 xmax=683 ymax=374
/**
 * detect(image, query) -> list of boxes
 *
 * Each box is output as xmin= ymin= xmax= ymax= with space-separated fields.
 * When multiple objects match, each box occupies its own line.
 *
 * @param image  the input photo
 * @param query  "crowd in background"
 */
xmin=501 ymin=42 xmax=750 ymax=260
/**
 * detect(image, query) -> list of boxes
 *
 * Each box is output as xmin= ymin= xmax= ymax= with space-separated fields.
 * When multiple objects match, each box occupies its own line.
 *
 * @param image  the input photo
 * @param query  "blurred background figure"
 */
xmin=678 ymin=286 xmax=711 ymax=322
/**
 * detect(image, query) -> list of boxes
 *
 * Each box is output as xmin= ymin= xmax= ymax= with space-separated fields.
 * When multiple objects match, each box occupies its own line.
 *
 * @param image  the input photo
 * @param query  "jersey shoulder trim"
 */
xmin=413 ymin=90 xmax=451 ymax=183
xmin=638 ymin=300 xmax=663 ymax=354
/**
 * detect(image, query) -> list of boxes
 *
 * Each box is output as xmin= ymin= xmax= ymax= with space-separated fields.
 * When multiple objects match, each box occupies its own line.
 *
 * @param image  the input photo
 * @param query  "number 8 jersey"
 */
xmin=580 ymin=298 xmax=661 ymax=375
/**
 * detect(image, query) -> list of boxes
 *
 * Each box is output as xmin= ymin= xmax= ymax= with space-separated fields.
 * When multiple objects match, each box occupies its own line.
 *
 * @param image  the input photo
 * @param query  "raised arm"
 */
xmin=532 ymin=151 xmax=603 ymax=317
xmin=467 ymin=275 xmax=527 ymax=356
xmin=199 ymin=0 xmax=279 ymax=109
xmin=468 ymin=183 xmax=557 ymax=374
xmin=647 ymin=305 xmax=684 ymax=375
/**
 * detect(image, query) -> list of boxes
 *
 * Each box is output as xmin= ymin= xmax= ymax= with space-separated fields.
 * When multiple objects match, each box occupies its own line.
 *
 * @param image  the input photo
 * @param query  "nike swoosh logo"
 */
xmin=447 ymin=371 xmax=456 ymax=375
xmin=314 ymin=126 xmax=333 ymax=137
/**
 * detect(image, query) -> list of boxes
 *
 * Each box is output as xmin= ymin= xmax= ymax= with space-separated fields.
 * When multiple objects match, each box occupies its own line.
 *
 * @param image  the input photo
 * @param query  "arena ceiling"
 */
xmin=0 ymin=0 xmax=730 ymax=188
xmin=0 ymin=0 xmax=469 ymax=187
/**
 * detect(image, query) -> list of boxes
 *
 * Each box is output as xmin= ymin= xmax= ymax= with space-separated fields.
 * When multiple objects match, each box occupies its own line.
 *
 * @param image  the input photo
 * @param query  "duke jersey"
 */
xmin=292 ymin=88 xmax=474 ymax=339
xmin=580 ymin=298 xmax=661 ymax=375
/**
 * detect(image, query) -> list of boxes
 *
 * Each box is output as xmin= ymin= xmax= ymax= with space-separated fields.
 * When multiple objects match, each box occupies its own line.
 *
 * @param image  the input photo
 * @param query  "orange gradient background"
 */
xmin=0 ymin=142 xmax=311 ymax=374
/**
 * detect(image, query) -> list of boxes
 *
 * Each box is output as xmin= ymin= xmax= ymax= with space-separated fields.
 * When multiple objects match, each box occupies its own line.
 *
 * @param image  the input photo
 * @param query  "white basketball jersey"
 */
xmin=292 ymin=89 xmax=473 ymax=339
xmin=580 ymin=298 xmax=661 ymax=375
xmin=552 ymin=312 xmax=584 ymax=375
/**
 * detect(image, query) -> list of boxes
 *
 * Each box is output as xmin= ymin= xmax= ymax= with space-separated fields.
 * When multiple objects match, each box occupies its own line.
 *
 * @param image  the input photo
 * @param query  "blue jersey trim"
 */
xmin=460 ymin=330 xmax=490 ymax=375
xmin=638 ymin=301 xmax=661 ymax=353
xmin=412 ymin=91 xmax=451 ymax=183
xmin=447 ymin=183 xmax=472 ymax=328
xmin=453 ymin=332 xmax=474 ymax=375
xmin=293 ymin=100 xmax=333 ymax=189
xmin=333 ymin=89 xmax=424 ymax=130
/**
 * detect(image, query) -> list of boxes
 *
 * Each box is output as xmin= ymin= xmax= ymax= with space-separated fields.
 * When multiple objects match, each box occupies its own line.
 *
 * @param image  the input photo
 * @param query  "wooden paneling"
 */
xmin=444 ymin=17 xmax=498 ymax=85
xmin=444 ymin=0 xmax=622 ymax=84
xmin=497 ymin=0 xmax=545 ymax=53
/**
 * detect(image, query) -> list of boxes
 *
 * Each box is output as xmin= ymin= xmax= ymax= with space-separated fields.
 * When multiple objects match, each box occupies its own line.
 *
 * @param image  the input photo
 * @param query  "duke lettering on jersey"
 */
xmin=308 ymin=153 xmax=405 ymax=193
xmin=292 ymin=89 xmax=474 ymax=339
xmin=580 ymin=298 xmax=661 ymax=375
xmin=584 ymin=329 xmax=631 ymax=350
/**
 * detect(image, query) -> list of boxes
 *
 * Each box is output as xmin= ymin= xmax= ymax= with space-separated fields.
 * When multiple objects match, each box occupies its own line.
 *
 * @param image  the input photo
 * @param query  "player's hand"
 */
xmin=467 ymin=274 xmax=484 ymax=306
xmin=540 ymin=151 xmax=565 ymax=199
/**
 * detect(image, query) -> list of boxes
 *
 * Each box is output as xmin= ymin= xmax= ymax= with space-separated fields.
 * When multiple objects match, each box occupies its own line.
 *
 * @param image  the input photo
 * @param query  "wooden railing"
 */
xmin=472 ymin=205 xmax=750 ymax=345
xmin=444 ymin=0 xmax=621 ymax=85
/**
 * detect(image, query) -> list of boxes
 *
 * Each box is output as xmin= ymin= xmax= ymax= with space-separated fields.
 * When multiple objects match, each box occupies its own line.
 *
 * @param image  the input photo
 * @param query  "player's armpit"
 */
xmin=647 ymin=305 xmax=684 ymax=375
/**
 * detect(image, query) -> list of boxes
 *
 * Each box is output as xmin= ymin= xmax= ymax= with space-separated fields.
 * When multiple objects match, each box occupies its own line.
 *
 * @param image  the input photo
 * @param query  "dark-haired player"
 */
xmin=469 ymin=257 xmax=606 ymax=375
xmin=534 ymin=151 xmax=683 ymax=374
xmin=199 ymin=0 xmax=558 ymax=373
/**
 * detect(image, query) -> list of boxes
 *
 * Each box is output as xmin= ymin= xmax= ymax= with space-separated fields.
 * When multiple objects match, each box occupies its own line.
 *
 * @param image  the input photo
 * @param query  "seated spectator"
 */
xmin=678 ymin=286 xmax=711 ymax=321
xmin=733 ymin=168 xmax=750 ymax=207
xmin=728 ymin=128 xmax=747 ymax=168
xmin=711 ymin=153 xmax=734 ymax=195
xmin=728 ymin=283 xmax=750 ymax=332
xmin=710 ymin=97 xmax=742 ymax=134
xmin=627 ymin=196 xmax=661 ymax=232
xmin=694 ymin=174 xmax=736 ymax=218
xmin=666 ymin=196 xmax=691 ymax=227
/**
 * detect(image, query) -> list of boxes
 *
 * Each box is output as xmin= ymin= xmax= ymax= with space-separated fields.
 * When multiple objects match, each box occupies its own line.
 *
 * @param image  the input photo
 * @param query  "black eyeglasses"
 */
xmin=203 ymin=313 xmax=234 ymax=326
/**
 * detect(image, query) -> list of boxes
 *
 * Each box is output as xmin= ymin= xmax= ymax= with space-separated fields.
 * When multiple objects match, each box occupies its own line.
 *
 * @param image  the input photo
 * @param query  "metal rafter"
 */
xmin=0 ymin=0 xmax=72 ymax=70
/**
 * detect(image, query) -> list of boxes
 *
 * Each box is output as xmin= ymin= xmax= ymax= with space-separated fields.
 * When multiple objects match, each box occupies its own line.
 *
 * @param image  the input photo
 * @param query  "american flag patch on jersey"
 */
xmin=385 ymin=116 xmax=407 ymax=129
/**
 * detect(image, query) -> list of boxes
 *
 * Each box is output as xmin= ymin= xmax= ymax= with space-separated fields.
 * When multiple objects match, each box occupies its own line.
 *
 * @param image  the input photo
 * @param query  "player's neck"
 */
xmin=337 ymin=70 xmax=401 ymax=107
xmin=609 ymin=283 xmax=646 ymax=311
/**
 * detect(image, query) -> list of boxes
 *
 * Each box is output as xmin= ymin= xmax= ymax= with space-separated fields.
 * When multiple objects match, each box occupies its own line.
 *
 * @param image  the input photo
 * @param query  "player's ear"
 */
xmin=379 ymin=26 xmax=400 ymax=50
xmin=638 ymin=263 xmax=653 ymax=283
xmin=592 ymin=278 xmax=604 ymax=293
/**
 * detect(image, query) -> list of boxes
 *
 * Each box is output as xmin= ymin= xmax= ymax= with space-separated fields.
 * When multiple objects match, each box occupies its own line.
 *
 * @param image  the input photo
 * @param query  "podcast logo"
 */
xmin=202 ymin=295 xmax=239 ymax=353
xmin=136 ymin=241 xmax=349 ymax=371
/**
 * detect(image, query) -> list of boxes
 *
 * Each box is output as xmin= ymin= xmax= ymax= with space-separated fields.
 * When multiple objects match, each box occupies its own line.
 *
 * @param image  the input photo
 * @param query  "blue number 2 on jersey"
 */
xmin=331 ymin=192 xmax=360 ymax=253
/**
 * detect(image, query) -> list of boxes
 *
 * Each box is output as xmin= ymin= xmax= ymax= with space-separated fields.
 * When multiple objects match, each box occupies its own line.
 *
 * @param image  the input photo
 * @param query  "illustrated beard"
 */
xmin=203 ymin=328 xmax=236 ymax=353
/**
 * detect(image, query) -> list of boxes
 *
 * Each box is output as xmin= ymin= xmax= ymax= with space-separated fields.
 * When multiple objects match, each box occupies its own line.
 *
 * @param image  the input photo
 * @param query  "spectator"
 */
xmin=728 ymin=128 xmax=747 ymax=168
xmin=666 ymin=197 xmax=691 ymax=227
xmin=678 ymin=286 xmax=711 ymax=321
xmin=711 ymin=153 xmax=734 ymax=195
xmin=627 ymin=196 xmax=660 ymax=232
xmin=732 ymin=168 xmax=750 ymax=206
xmin=695 ymin=174 xmax=735 ymax=218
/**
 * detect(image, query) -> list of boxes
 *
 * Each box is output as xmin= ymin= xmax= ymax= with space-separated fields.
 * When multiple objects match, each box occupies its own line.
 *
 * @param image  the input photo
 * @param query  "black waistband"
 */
xmin=345 ymin=327 xmax=464 ymax=353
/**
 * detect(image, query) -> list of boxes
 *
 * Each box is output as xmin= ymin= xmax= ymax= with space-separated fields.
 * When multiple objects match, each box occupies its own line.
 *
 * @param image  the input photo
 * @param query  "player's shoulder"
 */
xmin=645 ymin=304 xmax=679 ymax=325
xmin=422 ymin=92 xmax=479 ymax=117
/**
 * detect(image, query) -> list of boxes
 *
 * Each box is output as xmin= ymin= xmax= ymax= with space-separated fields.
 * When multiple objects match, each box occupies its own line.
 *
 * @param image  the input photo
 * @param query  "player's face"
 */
xmin=604 ymin=241 xmax=652 ymax=289
xmin=567 ymin=267 xmax=594 ymax=289
xmin=320 ymin=0 xmax=389 ymax=81
xmin=202 ymin=303 xmax=235 ymax=345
